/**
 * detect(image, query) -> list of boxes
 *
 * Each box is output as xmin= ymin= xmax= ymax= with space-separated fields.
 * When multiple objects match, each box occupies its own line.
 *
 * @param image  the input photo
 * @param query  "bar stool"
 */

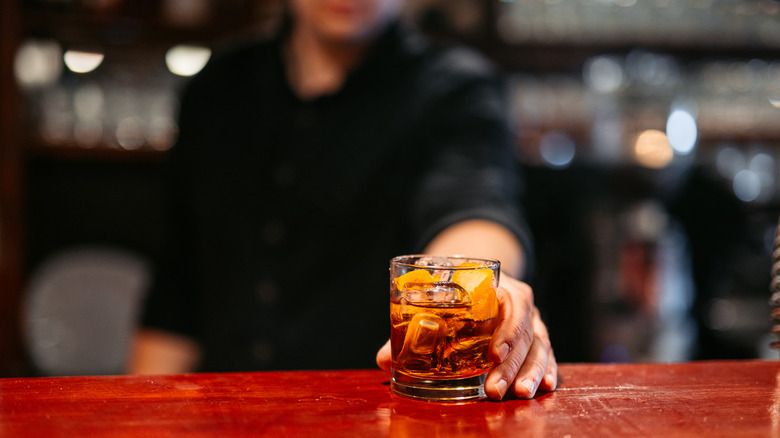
xmin=23 ymin=246 xmax=149 ymax=376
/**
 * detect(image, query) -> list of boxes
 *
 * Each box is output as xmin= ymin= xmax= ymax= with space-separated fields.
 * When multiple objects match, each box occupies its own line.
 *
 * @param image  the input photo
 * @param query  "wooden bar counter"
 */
xmin=1 ymin=360 xmax=777 ymax=437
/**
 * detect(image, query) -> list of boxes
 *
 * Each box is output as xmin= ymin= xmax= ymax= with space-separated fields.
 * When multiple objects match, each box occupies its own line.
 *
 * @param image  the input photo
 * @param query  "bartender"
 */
xmin=129 ymin=0 xmax=557 ymax=401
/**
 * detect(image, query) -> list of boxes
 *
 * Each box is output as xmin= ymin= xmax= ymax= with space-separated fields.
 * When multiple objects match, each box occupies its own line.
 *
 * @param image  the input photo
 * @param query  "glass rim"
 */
xmin=390 ymin=254 xmax=500 ymax=270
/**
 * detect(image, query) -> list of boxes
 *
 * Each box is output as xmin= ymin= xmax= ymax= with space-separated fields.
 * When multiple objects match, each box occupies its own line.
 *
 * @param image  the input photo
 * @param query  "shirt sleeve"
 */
xmin=137 ymin=65 xmax=209 ymax=340
xmin=407 ymin=47 xmax=535 ymax=279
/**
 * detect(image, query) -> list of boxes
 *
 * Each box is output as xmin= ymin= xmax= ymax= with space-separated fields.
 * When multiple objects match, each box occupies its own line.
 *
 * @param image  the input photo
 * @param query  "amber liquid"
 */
xmin=390 ymin=300 xmax=496 ymax=379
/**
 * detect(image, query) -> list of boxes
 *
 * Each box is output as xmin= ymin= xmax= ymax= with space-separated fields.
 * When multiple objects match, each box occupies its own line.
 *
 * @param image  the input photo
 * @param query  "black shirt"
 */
xmin=141 ymin=22 xmax=533 ymax=372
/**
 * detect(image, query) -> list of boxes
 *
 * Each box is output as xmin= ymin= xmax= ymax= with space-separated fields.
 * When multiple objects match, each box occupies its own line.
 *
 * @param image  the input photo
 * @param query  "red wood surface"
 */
xmin=0 ymin=360 xmax=777 ymax=437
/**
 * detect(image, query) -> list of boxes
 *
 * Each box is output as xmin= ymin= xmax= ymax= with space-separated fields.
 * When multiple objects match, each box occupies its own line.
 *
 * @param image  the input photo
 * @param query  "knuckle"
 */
xmin=530 ymin=357 xmax=548 ymax=377
xmin=502 ymin=320 xmax=533 ymax=352
xmin=518 ymin=322 xmax=534 ymax=346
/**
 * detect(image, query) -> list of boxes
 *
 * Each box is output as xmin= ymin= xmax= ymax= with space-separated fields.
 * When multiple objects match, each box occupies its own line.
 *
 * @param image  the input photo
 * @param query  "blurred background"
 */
xmin=0 ymin=0 xmax=779 ymax=377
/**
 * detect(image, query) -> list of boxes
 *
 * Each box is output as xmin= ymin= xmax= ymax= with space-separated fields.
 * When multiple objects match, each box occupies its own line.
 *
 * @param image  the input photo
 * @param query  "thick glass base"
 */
xmin=390 ymin=369 xmax=488 ymax=402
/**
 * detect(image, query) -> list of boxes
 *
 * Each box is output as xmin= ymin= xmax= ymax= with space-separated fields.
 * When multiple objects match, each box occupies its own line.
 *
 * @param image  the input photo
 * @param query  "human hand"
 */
xmin=375 ymin=275 xmax=557 ymax=400
xmin=483 ymin=275 xmax=557 ymax=399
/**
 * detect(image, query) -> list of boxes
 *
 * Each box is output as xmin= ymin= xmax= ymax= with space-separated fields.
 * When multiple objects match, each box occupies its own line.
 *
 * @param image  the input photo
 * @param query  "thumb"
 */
xmin=376 ymin=339 xmax=392 ymax=371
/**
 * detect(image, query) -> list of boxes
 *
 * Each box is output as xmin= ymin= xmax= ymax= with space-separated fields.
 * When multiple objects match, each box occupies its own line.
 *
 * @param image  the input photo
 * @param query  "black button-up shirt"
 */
xmin=141 ymin=21 xmax=533 ymax=372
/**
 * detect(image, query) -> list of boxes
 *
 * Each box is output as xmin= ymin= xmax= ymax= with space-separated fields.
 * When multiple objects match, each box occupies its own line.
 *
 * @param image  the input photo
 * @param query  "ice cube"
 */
xmin=405 ymin=313 xmax=445 ymax=355
xmin=396 ymin=313 xmax=445 ymax=372
xmin=413 ymin=256 xmax=454 ymax=268
xmin=402 ymin=282 xmax=471 ymax=306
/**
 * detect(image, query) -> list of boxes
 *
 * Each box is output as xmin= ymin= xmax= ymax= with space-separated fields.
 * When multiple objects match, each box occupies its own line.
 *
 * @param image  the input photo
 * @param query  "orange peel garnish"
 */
xmin=394 ymin=269 xmax=440 ymax=291
xmin=452 ymin=263 xmax=497 ymax=321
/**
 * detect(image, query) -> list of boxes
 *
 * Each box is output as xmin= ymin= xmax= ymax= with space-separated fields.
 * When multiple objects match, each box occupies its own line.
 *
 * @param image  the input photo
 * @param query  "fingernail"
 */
xmin=496 ymin=343 xmax=510 ymax=362
xmin=543 ymin=373 xmax=557 ymax=389
xmin=522 ymin=379 xmax=536 ymax=397
xmin=495 ymin=378 xmax=508 ymax=398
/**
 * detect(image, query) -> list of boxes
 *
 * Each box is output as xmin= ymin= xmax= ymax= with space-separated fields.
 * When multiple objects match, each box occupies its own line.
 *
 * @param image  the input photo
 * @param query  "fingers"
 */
xmin=485 ymin=277 xmax=534 ymax=399
xmin=510 ymin=312 xmax=557 ymax=398
xmin=485 ymin=276 xmax=557 ymax=400
xmin=534 ymin=313 xmax=558 ymax=393
xmin=376 ymin=338 xmax=392 ymax=372
xmin=539 ymin=347 xmax=558 ymax=392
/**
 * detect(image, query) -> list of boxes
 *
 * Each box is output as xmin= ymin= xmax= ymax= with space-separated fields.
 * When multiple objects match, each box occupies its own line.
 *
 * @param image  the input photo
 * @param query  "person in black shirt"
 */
xmin=129 ymin=0 xmax=557 ymax=400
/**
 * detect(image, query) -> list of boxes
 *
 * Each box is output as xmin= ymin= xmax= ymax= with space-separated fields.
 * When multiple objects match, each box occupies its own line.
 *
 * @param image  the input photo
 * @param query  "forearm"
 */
xmin=127 ymin=328 xmax=202 ymax=375
xmin=422 ymin=219 xmax=525 ymax=278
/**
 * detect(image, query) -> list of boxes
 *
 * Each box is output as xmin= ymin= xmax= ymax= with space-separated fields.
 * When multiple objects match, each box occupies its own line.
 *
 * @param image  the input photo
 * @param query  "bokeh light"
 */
xmin=63 ymin=50 xmax=105 ymax=74
xmin=14 ymin=39 xmax=63 ymax=88
xmin=165 ymin=45 xmax=211 ymax=77
xmin=715 ymin=144 xmax=745 ymax=179
xmin=666 ymin=109 xmax=697 ymax=155
xmin=634 ymin=129 xmax=673 ymax=169
xmin=732 ymin=169 xmax=762 ymax=202
xmin=584 ymin=55 xmax=625 ymax=93
xmin=539 ymin=131 xmax=576 ymax=169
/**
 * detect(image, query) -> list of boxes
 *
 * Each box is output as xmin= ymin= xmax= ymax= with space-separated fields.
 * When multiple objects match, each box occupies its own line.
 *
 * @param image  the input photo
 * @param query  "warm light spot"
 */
xmin=63 ymin=50 xmax=105 ymax=73
xmin=165 ymin=45 xmax=211 ymax=77
xmin=634 ymin=129 xmax=673 ymax=169
xmin=14 ymin=39 xmax=63 ymax=87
